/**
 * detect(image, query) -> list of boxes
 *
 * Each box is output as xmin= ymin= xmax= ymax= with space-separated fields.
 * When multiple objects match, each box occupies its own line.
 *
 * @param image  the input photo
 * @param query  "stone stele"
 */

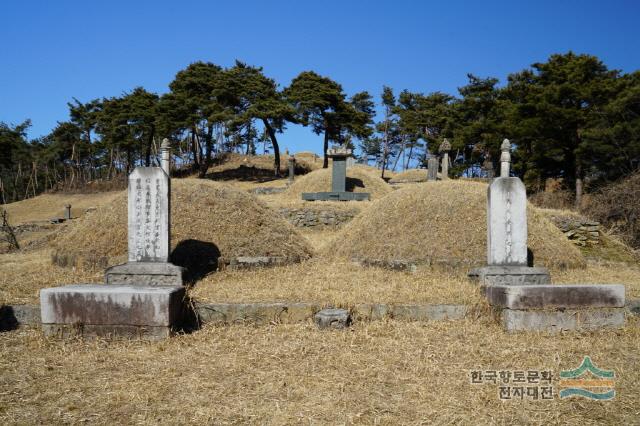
xmin=105 ymin=166 xmax=184 ymax=286
xmin=487 ymin=177 xmax=527 ymax=266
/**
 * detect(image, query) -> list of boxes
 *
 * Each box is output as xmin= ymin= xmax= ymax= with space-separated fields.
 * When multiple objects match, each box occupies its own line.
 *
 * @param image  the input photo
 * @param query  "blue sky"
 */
xmin=2 ymin=0 xmax=639 ymax=155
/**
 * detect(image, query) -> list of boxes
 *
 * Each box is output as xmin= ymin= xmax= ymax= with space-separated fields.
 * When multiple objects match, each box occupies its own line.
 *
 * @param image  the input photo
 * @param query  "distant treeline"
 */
xmin=1 ymin=52 xmax=639 ymax=206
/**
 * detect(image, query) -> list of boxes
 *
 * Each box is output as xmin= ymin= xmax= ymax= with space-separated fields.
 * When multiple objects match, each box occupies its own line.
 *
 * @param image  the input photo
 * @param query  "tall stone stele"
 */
xmin=105 ymin=139 xmax=185 ymax=285
xmin=288 ymin=155 xmax=296 ymax=185
xmin=439 ymin=139 xmax=451 ymax=180
xmin=40 ymin=139 xmax=186 ymax=340
xmin=469 ymin=139 xmax=550 ymax=285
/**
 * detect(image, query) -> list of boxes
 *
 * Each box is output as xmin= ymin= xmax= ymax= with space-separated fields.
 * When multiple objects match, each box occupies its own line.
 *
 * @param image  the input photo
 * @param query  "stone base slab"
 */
xmin=502 ymin=308 xmax=625 ymax=333
xmin=469 ymin=265 xmax=551 ymax=286
xmin=42 ymin=323 xmax=174 ymax=340
xmin=105 ymin=262 xmax=185 ymax=286
xmin=302 ymin=192 xmax=370 ymax=201
xmin=314 ymin=308 xmax=351 ymax=329
xmin=40 ymin=284 xmax=185 ymax=339
xmin=485 ymin=284 xmax=625 ymax=309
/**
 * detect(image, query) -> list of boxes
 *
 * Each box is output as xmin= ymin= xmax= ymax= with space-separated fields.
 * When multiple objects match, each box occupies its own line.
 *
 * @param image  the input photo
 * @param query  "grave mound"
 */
xmin=389 ymin=169 xmax=429 ymax=183
xmin=284 ymin=166 xmax=392 ymax=201
xmin=52 ymin=179 xmax=313 ymax=271
xmin=325 ymin=180 xmax=585 ymax=270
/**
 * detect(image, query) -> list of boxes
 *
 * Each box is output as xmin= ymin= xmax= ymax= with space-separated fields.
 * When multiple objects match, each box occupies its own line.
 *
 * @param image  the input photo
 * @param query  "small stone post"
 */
xmin=288 ymin=155 xmax=296 ymax=184
xmin=427 ymin=152 xmax=438 ymax=181
xmin=64 ymin=204 xmax=72 ymax=220
xmin=500 ymin=139 xmax=510 ymax=177
xmin=161 ymin=138 xmax=171 ymax=176
xmin=439 ymin=139 xmax=451 ymax=180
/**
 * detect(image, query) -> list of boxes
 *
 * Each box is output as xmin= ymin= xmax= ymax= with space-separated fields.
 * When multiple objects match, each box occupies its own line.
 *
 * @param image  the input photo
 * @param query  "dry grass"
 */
xmin=1 ymin=319 xmax=639 ymax=424
xmin=0 ymin=251 xmax=101 ymax=305
xmin=192 ymin=259 xmax=482 ymax=306
xmin=283 ymin=167 xmax=392 ymax=201
xmin=325 ymin=180 xmax=586 ymax=270
xmin=555 ymin=263 xmax=640 ymax=299
xmin=389 ymin=168 xmax=430 ymax=183
xmin=50 ymin=179 xmax=312 ymax=270
xmin=3 ymin=191 xmax=121 ymax=225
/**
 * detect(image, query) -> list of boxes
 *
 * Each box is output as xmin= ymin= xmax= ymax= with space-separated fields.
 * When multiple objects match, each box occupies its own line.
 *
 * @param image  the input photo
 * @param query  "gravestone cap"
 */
xmin=439 ymin=139 xmax=451 ymax=153
xmin=327 ymin=147 xmax=352 ymax=158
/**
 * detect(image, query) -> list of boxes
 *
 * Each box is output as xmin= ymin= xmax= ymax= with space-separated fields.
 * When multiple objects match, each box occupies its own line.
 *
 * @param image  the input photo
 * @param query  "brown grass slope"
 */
xmin=389 ymin=168 xmax=430 ymax=183
xmin=51 ymin=178 xmax=312 ymax=269
xmin=325 ymin=180 xmax=585 ymax=270
xmin=283 ymin=166 xmax=392 ymax=201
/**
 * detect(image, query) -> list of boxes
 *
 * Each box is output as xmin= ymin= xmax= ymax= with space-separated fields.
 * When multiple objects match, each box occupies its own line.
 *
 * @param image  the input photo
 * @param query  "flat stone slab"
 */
xmin=197 ymin=302 xmax=318 ymax=325
xmin=469 ymin=266 xmax=551 ymax=286
xmin=40 ymin=284 xmax=185 ymax=339
xmin=314 ymin=308 xmax=351 ymax=329
xmin=105 ymin=262 xmax=185 ymax=286
xmin=502 ymin=308 xmax=625 ymax=333
xmin=302 ymin=192 xmax=370 ymax=201
xmin=485 ymin=284 xmax=625 ymax=309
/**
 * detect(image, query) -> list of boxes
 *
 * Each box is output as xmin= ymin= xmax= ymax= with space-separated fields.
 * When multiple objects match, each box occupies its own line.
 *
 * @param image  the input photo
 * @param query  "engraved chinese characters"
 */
xmin=128 ymin=167 xmax=170 ymax=263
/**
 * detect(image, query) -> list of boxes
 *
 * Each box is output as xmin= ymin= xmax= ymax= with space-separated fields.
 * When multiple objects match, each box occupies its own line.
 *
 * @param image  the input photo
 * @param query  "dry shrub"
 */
xmin=325 ymin=180 xmax=585 ymax=270
xmin=50 ymin=178 xmax=312 ymax=270
xmin=584 ymin=172 xmax=640 ymax=249
xmin=528 ymin=190 xmax=574 ymax=210
xmin=283 ymin=166 xmax=392 ymax=201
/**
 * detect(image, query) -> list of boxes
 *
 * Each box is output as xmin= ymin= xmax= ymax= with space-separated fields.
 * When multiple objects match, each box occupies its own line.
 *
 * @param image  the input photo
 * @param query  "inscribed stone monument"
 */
xmin=427 ymin=154 xmax=438 ymax=181
xmin=40 ymin=139 xmax=186 ymax=339
xmin=302 ymin=147 xmax=369 ymax=201
xmin=469 ymin=139 xmax=550 ymax=285
xmin=439 ymin=139 xmax=451 ymax=180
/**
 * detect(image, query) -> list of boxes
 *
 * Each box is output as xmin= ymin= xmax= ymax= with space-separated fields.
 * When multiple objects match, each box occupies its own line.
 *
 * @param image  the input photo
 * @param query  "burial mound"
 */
xmin=325 ymin=180 xmax=585 ymax=270
xmin=52 ymin=179 xmax=313 ymax=271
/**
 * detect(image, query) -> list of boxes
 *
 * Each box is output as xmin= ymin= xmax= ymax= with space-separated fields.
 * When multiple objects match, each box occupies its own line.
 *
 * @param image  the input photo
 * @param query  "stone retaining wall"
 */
xmin=548 ymin=215 xmax=601 ymax=246
xmin=278 ymin=207 xmax=359 ymax=228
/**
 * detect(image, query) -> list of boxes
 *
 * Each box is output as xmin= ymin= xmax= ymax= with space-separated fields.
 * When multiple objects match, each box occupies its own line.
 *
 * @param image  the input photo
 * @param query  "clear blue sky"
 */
xmin=2 ymin=0 xmax=639 ymax=155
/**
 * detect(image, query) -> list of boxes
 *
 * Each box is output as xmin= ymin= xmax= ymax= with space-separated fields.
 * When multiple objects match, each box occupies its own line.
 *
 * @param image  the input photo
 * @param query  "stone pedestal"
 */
xmin=105 ymin=262 xmax=185 ymax=286
xmin=314 ymin=308 xmax=351 ymax=329
xmin=483 ymin=284 xmax=626 ymax=332
xmin=40 ymin=285 xmax=186 ymax=340
xmin=469 ymin=265 xmax=550 ymax=286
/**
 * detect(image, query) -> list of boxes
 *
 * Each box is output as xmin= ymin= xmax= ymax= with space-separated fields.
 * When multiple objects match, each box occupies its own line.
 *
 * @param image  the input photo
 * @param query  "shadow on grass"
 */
xmin=171 ymin=239 xmax=220 ymax=286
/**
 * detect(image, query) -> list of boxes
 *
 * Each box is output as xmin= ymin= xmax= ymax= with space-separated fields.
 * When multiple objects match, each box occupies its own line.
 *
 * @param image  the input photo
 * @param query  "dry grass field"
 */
xmin=1 ymin=157 xmax=639 ymax=423
xmin=1 ymin=319 xmax=639 ymax=424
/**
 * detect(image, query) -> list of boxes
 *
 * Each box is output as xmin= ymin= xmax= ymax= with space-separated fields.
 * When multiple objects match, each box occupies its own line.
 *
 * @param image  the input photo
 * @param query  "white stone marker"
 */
xmin=127 ymin=167 xmax=170 ymax=262
xmin=487 ymin=139 xmax=528 ymax=266
xmin=439 ymin=139 xmax=451 ymax=180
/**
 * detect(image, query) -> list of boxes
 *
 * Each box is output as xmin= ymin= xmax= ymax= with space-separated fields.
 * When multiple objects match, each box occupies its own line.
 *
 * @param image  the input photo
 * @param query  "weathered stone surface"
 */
xmin=42 ymin=323 xmax=174 ymax=340
xmin=427 ymin=157 xmax=438 ymax=181
xmin=330 ymin=154 xmax=348 ymax=192
xmin=314 ymin=308 xmax=351 ymax=329
xmin=128 ymin=167 xmax=170 ymax=263
xmin=353 ymin=304 xmax=391 ymax=321
xmin=352 ymin=258 xmax=418 ymax=272
xmin=279 ymin=207 xmax=358 ymax=228
xmin=627 ymin=299 xmax=640 ymax=316
xmin=0 ymin=304 xmax=41 ymax=328
xmin=196 ymin=302 xmax=318 ymax=325
xmin=64 ymin=204 xmax=72 ymax=220
xmin=302 ymin=192 xmax=370 ymax=201
xmin=548 ymin=215 xmax=601 ymax=246
xmin=249 ymin=186 xmax=287 ymax=195
xmin=40 ymin=284 xmax=185 ymax=328
xmin=502 ymin=308 xmax=625 ymax=333
xmin=487 ymin=177 xmax=528 ymax=266
xmin=469 ymin=266 xmax=551 ymax=286
xmin=391 ymin=304 xmax=468 ymax=321
xmin=484 ymin=284 xmax=625 ymax=309
xmin=105 ymin=262 xmax=185 ymax=286
xmin=220 ymin=256 xmax=302 ymax=270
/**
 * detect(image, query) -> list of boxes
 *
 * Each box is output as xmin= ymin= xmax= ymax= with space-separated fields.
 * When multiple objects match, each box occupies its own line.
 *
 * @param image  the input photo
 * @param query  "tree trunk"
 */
xmin=144 ymin=127 xmax=155 ymax=167
xmin=322 ymin=132 xmax=329 ymax=169
xmin=198 ymin=124 xmax=214 ymax=178
xmin=575 ymin=163 xmax=583 ymax=210
xmin=263 ymin=119 xmax=281 ymax=176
